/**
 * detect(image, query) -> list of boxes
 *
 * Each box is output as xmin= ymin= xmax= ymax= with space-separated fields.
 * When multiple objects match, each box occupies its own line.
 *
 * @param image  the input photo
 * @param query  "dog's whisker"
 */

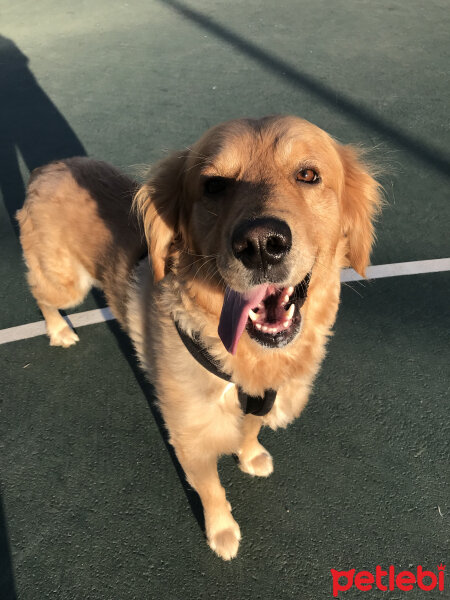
xmin=177 ymin=257 xmax=210 ymax=271
xmin=181 ymin=249 xmax=217 ymax=259
xmin=187 ymin=257 xmax=217 ymax=284
xmin=182 ymin=146 xmax=208 ymax=160
xmin=202 ymin=263 xmax=221 ymax=287
xmin=184 ymin=160 xmax=208 ymax=173
xmin=341 ymin=281 xmax=364 ymax=298
xmin=177 ymin=257 xmax=218 ymax=277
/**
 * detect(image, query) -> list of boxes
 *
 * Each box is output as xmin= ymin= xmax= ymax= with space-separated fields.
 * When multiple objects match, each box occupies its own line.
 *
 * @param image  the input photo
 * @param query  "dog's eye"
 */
xmin=295 ymin=168 xmax=320 ymax=184
xmin=204 ymin=177 xmax=228 ymax=195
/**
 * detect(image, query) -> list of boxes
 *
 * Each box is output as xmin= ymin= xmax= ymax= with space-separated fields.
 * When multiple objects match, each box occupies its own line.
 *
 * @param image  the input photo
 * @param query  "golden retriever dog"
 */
xmin=17 ymin=116 xmax=381 ymax=560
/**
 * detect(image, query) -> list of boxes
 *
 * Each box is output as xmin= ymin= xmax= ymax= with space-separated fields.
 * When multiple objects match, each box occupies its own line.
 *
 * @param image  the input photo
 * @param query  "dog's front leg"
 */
xmin=157 ymin=379 xmax=242 ymax=560
xmin=173 ymin=439 xmax=241 ymax=560
xmin=238 ymin=414 xmax=273 ymax=477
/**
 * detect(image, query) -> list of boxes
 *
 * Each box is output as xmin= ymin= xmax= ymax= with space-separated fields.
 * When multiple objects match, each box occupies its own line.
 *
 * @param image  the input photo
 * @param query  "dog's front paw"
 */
xmin=49 ymin=324 xmax=79 ymax=348
xmin=239 ymin=445 xmax=274 ymax=477
xmin=209 ymin=526 xmax=241 ymax=561
xmin=206 ymin=509 xmax=241 ymax=560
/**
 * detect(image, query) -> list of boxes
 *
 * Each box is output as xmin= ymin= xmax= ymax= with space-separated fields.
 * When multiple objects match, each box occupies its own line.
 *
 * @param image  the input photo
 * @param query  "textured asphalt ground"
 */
xmin=0 ymin=1 xmax=449 ymax=599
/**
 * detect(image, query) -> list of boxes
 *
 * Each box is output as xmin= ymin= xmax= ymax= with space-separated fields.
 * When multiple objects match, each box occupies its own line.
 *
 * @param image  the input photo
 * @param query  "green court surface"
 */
xmin=0 ymin=1 xmax=449 ymax=599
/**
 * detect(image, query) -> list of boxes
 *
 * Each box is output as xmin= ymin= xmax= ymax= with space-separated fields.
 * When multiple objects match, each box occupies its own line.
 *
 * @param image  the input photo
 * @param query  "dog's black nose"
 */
xmin=231 ymin=217 xmax=292 ymax=270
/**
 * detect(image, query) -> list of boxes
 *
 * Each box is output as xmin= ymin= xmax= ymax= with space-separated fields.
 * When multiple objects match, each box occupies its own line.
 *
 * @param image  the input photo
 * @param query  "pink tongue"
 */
xmin=218 ymin=285 xmax=268 ymax=354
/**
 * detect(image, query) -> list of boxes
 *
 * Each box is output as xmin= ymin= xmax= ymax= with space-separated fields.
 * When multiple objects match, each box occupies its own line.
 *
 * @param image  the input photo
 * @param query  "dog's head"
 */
xmin=135 ymin=116 xmax=382 ymax=354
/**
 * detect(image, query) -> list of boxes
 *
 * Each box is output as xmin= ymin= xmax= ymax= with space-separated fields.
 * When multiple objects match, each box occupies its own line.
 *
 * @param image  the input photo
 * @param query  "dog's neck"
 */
xmin=173 ymin=318 xmax=277 ymax=416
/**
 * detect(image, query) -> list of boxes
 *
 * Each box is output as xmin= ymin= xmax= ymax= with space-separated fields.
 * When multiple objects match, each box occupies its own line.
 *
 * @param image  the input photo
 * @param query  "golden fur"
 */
xmin=17 ymin=116 xmax=382 ymax=560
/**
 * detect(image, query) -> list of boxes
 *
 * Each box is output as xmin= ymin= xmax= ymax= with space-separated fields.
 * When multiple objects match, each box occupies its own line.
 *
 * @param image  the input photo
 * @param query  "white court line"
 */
xmin=0 ymin=258 xmax=449 ymax=346
xmin=340 ymin=258 xmax=450 ymax=282
xmin=0 ymin=307 xmax=115 ymax=346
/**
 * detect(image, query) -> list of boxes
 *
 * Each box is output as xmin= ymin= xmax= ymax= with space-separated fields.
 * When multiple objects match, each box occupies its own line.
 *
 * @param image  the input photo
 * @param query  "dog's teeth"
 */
xmin=283 ymin=294 xmax=290 ymax=303
xmin=283 ymin=321 xmax=289 ymax=328
xmin=286 ymin=304 xmax=295 ymax=319
xmin=248 ymin=309 xmax=257 ymax=321
xmin=255 ymin=323 xmax=262 ymax=330
xmin=262 ymin=326 xmax=268 ymax=332
xmin=271 ymin=328 xmax=277 ymax=334
xmin=287 ymin=286 xmax=294 ymax=295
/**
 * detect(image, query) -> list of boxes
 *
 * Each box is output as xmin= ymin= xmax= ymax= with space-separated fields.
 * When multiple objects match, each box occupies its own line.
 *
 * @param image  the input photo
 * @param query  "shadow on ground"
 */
xmin=0 ymin=493 xmax=17 ymax=600
xmin=0 ymin=35 xmax=205 ymax=592
xmin=0 ymin=34 xmax=89 ymax=599
xmin=160 ymin=0 xmax=450 ymax=177
xmin=0 ymin=35 xmax=86 ymax=232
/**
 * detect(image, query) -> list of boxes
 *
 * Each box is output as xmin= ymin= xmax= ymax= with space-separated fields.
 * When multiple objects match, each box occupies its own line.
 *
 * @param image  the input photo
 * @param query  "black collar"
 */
xmin=174 ymin=321 xmax=277 ymax=417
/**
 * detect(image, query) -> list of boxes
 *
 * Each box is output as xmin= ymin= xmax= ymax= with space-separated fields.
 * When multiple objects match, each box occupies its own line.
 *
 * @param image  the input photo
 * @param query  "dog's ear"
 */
xmin=338 ymin=145 xmax=382 ymax=277
xmin=134 ymin=151 xmax=188 ymax=282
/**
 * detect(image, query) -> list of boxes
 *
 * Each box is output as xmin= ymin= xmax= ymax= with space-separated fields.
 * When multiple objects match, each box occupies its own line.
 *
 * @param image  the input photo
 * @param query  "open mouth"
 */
xmin=218 ymin=272 xmax=311 ymax=354
xmin=246 ymin=273 xmax=311 ymax=349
